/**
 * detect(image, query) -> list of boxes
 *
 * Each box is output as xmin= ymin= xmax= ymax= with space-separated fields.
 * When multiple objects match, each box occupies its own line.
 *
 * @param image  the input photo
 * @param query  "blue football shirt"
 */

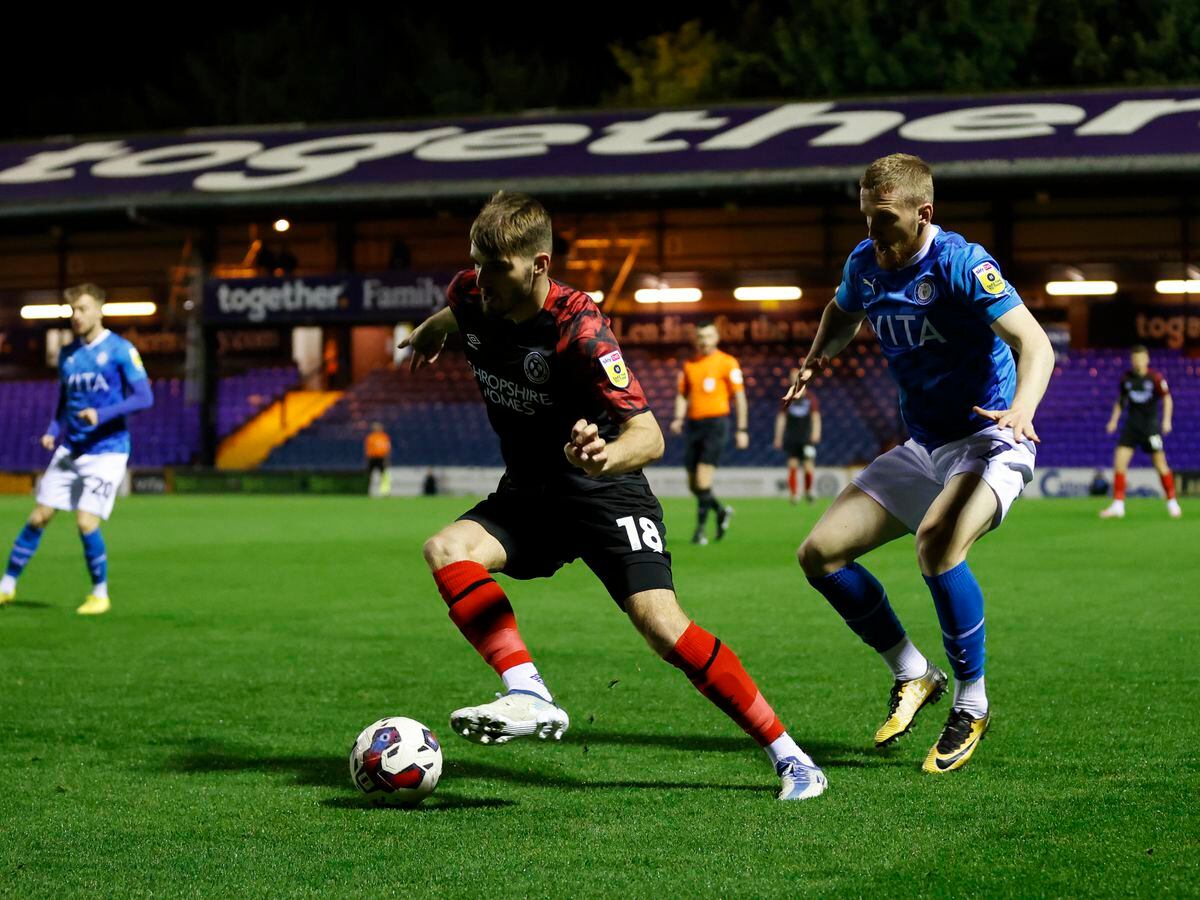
xmin=834 ymin=226 xmax=1022 ymax=449
xmin=56 ymin=330 xmax=148 ymax=455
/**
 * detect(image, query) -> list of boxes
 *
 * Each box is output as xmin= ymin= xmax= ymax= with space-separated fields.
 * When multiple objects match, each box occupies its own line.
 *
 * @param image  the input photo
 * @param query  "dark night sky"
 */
xmin=0 ymin=3 xmax=743 ymax=141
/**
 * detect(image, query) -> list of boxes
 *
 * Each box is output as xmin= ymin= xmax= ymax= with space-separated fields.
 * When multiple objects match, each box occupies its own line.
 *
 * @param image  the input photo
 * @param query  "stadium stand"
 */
xmin=0 ymin=366 xmax=296 ymax=469
xmin=6 ymin=352 xmax=1193 ymax=473
xmin=261 ymin=346 xmax=1198 ymax=471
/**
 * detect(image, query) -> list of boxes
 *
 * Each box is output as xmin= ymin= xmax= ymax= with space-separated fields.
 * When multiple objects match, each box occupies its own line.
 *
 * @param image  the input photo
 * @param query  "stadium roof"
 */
xmin=1 ymin=87 xmax=1198 ymax=218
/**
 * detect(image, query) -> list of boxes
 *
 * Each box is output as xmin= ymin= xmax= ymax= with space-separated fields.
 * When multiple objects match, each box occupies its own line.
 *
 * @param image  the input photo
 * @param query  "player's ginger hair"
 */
xmin=470 ymin=192 xmax=553 ymax=260
xmin=860 ymin=154 xmax=934 ymax=206
xmin=64 ymin=282 xmax=106 ymax=305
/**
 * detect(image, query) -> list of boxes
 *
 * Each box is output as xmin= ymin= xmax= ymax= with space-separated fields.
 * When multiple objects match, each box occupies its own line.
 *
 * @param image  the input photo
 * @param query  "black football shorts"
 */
xmin=1118 ymin=426 xmax=1164 ymax=454
xmin=684 ymin=417 xmax=730 ymax=470
xmin=459 ymin=473 xmax=674 ymax=606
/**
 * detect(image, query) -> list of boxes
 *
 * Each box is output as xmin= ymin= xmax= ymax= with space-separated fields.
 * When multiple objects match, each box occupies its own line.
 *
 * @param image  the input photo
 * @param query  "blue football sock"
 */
xmin=5 ymin=523 xmax=44 ymax=579
xmin=80 ymin=529 xmax=108 ymax=587
xmin=809 ymin=563 xmax=905 ymax=652
xmin=924 ymin=561 xmax=986 ymax=682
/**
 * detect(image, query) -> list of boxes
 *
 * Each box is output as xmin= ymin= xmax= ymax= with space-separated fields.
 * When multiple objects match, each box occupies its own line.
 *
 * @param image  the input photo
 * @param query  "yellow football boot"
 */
xmin=76 ymin=594 xmax=111 ymax=616
xmin=875 ymin=663 xmax=948 ymax=747
xmin=923 ymin=708 xmax=990 ymax=774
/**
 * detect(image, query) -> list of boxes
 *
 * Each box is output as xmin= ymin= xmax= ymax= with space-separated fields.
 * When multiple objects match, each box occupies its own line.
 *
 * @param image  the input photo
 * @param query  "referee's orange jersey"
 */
xmin=678 ymin=351 xmax=744 ymax=420
xmin=365 ymin=432 xmax=392 ymax=459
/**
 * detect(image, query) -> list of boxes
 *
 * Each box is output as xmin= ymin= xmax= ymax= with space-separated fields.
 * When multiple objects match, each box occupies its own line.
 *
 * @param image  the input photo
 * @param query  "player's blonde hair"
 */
xmin=470 ymin=192 xmax=553 ymax=260
xmin=64 ymin=282 xmax=106 ymax=306
xmin=860 ymin=154 xmax=934 ymax=206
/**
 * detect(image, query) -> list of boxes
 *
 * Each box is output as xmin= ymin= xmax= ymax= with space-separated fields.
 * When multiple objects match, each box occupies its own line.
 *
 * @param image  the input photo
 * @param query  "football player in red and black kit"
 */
xmin=1100 ymin=345 xmax=1181 ymax=519
xmin=399 ymin=192 xmax=826 ymax=800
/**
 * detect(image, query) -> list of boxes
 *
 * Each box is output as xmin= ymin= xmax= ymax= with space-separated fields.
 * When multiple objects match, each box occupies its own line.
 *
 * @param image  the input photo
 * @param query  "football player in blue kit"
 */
xmin=789 ymin=154 xmax=1054 ymax=773
xmin=0 ymin=284 xmax=153 ymax=614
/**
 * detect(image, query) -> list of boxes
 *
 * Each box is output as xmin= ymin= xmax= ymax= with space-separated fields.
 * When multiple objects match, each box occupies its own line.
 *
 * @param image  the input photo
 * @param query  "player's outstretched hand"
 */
xmin=972 ymin=405 xmax=1040 ymax=443
xmin=76 ymin=408 xmax=99 ymax=426
xmin=669 ymin=418 xmax=684 ymax=436
xmin=1105 ymin=420 xmax=1118 ymax=435
xmin=1163 ymin=420 xmax=1173 ymax=436
xmin=397 ymin=320 xmax=447 ymax=373
xmin=564 ymin=418 xmax=608 ymax=476
xmin=40 ymin=434 xmax=55 ymax=451
xmin=735 ymin=430 xmax=750 ymax=450
xmin=782 ymin=356 xmax=826 ymax=409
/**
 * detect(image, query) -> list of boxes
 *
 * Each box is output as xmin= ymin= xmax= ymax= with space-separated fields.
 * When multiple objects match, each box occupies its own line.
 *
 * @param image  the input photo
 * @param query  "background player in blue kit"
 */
xmin=0 ymin=284 xmax=153 ymax=614
xmin=789 ymin=155 xmax=1054 ymax=773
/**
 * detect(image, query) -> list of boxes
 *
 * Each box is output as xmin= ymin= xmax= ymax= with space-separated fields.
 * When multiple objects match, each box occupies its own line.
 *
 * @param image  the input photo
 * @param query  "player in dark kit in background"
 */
xmin=399 ymin=192 xmax=827 ymax=800
xmin=1099 ymin=345 xmax=1181 ymax=519
xmin=774 ymin=374 xmax=822 ymax=504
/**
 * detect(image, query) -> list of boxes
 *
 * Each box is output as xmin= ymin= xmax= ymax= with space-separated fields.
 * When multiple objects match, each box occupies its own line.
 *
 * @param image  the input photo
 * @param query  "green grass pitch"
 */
xmin=0 ymin=494 xmax=1196 ymax=897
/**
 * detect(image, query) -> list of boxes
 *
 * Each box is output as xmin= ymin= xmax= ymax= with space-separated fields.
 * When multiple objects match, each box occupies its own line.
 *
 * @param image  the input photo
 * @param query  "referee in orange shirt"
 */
xmin=669 ymin=321 xmax=748 ymax=544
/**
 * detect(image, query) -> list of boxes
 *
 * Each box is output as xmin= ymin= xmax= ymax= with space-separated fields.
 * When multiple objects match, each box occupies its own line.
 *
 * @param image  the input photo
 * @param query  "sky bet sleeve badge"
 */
xmin=972 ymin=260 xmax=1007 ymax=295
xmin=599 ymin=350 xmax=630 ymax=388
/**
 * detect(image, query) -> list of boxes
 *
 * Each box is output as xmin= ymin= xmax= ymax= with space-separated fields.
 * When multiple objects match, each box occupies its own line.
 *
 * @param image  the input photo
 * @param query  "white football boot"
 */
xmin=450 ymin=691 xmax=570 ymax=745
xmin=775 ymin=756 xmax=828 ymax=801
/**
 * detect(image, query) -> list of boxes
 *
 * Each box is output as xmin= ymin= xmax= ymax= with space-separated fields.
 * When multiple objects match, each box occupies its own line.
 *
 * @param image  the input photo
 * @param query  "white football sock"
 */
xmin=0 ymin=574 xmax=15 ymax=595
xmin=766 ymin=732 xmax=815 ymax=768
xmin=881 ymin=636 xmax=929 ymax=681
xmin=500 ymin=662 xmax=552 ymax=702
xmin=952 ymin=676 xmax=988 ymax=717
xmin=90 ymin=581 xmax=109 ymax=600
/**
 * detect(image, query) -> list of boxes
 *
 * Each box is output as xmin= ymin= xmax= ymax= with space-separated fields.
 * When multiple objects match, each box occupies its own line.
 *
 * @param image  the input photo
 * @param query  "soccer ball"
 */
xmin=349 ymin=716 xmax=443 ymax=806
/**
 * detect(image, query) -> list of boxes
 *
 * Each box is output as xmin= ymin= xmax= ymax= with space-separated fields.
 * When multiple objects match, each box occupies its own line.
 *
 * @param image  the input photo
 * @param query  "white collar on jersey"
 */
xmin=84 ymin=328 xmax=111 ymax=349
xmin=898 ymin=225 xmax=940 ymax=270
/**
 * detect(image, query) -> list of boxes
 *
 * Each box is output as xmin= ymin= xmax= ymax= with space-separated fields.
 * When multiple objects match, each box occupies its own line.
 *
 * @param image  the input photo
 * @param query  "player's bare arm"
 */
xmin=734 ymin=391 xmax=750 ymax=449
xmin=1106 ymin=400 xmax=1122 ymax=434
xmin=564 ymin=412 xmax=664 ymax=477
xmin=811 ymin=410 xmax=822 ymax=445
xmin=1162 ymin=392 xmax=1173 ymax=435
xmin=971 ymin=304 xmax=1054 ymax=443
xmin=398 ymin=307 xmax=459 ymax=372
xmin=784 ymin=299 xmax=866 ymax=405
xmin=773 ymin=411 xmax=786 ymax=450
xmin=670 ymin=393 xmax=687 ymax=435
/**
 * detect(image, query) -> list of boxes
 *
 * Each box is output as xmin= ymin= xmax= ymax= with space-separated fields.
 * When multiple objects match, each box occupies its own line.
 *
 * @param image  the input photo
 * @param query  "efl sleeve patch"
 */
xmin=729 ymin=367 xmax=744 ymax=386
xmin=128 ymin=347 xmax=146 ymax=371
xmin=599 ymin=350 xmax=630 ymax=389
xmin=971 ymin=261 xmax=1007 ymax=296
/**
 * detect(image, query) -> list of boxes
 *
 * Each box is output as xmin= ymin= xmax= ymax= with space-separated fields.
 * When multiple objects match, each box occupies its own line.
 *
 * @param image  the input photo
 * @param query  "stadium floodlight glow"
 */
xmin=1155 ymin=279 xmax=1200 ymax=294
xmin=734 ymin=286 xmax=803 ymax=302
xmin=587 ymin=291 xmax=605 ymax=303
xmin=633 ymin=288 xmax=702 ymax=304
xmin=101 ymin=302 xmax=157 ymax=317
xmin=273 ymin=218 xmax=291 ymax=232
xmin=20 ymin=301 xmax=157 ymax=320
xmin=1044 ymin=280 xmax=1118 ymax=296
xmin=20 ymin=304 xmax=71 ymax=320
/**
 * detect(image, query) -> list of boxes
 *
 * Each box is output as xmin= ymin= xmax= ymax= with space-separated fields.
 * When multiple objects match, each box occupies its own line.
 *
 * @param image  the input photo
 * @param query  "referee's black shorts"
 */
xmin=684 ymin=417 xmax=730 ymax=470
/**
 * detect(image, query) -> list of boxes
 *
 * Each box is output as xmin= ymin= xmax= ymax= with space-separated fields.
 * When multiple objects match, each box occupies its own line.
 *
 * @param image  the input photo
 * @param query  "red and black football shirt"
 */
xmin=1118 ymin=369 xmax=1168 ymax=434
xmin=446 ymin=270 xmax=651 ymax=490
